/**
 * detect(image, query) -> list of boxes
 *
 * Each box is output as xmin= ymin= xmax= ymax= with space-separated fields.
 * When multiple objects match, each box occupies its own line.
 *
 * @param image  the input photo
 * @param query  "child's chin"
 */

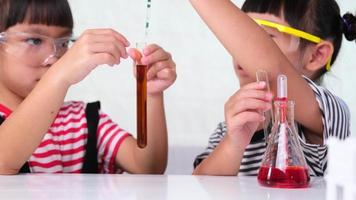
xmin=238 ymin=76 xmax=254 ymax=86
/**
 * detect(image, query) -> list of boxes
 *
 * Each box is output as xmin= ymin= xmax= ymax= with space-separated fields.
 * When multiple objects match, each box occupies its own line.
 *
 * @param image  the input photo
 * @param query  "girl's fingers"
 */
xmin=84 ymin=28 xmax=130 ymax=47
xmin=141 ymin=46 xmax=171 ymax=65
xmin=142 ymin=44 xmax=161 ymax=56
xmin=147 ymin=60 xmax=175 ymax=80
xmin=127 ymin=44 xmax=160 ymax=62
xmin=155 ymin=68 xmax=177 ymax=81
xmin=90 ymin=53 xmax=117 ymax=67
xmin=225 ymin=98 xmax=271 ymax=119
xmin=89 ymin=35 xmax=128 ymax=58
xmin=89 ymin=42 xmax=125 ymax=65
xmin=128 ymin=48 xmax=143 ymax=61
xmin=229 ymin=89 xmax=273 ymax=104
xmin=228 ymin=112 xmax=265 ymax=128
xmin=242 ymin=81 xmax=268 ymax=90
xmin=79 ymin=29 xmax=129 ymax=60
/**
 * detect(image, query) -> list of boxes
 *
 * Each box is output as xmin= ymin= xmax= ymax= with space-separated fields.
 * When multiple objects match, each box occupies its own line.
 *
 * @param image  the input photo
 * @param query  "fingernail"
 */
xmin=259 ymin=81 xmax=266 ymax=87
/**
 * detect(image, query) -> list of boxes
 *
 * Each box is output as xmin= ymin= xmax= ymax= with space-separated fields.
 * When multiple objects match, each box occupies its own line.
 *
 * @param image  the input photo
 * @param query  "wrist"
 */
xmin=45 ymin=65 xmax=72 ymax=88
xmin=42 ymin=66 xmax=71 ymax=90
xmin=148 ymin=92 xmax=164 ymax=99
xmin=224 ymin=131 xmax=249 ymax=151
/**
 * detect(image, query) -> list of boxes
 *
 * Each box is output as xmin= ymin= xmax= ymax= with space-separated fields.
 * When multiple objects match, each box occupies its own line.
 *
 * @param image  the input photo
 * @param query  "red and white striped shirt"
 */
xmin=0 ymin=101 xmax=130 ymax=173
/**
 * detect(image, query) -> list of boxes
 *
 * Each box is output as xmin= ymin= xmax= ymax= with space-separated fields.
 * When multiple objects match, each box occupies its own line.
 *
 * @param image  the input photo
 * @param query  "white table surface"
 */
xmin=0 ymin=174 xmax=326 ymax=200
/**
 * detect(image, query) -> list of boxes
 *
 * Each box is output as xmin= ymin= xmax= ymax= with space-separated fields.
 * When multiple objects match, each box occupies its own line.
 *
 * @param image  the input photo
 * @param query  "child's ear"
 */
xmin=305 ymin=41 xmax=334 ymax=72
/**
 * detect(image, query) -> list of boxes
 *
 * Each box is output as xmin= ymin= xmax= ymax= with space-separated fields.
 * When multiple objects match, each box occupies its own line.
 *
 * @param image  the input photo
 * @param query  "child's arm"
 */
xmin=116 ymin=44 xmax=176 ymax=174
xmin=194 ymin=82 xmax=272 ymax=175
xmin=189 ymin=0 xmax=324 ymax=141
xmin=0 ymin=73 xmax=69 ymax=174
xmin=0 ymin=29 xmax=129 ymax=175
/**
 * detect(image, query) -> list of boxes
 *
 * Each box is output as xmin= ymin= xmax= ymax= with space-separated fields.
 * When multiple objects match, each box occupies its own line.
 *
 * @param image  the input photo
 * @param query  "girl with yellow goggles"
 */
xmin=190 ymin=0 xmax=355 ymax=179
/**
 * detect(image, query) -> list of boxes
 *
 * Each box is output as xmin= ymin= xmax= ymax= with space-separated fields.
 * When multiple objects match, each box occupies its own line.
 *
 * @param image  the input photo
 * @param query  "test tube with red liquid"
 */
xmin=135 ymin=43 xmax=147 ymax=148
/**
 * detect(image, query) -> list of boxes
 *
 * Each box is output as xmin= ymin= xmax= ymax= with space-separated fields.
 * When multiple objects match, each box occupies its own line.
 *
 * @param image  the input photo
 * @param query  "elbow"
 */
xmin=146 ymin=164 xmax=166 ymax=174
xmin=127 ymin=162 xmax=166 ymax=174
xmin=0 ymin=166 xmax=19 ymax=175
xmin=140 ymin=163 xmax=167 ymax=175
xmin=131 ymin=167 xmax=165 ymax=175
xmin=140 ymin=155 xmax=167 ymax=174
xmin=193 ymin=166 xmax=237 ymax=176
xmin=0 ymin=159 xmax=20 ymax=175
xmin=192 ymin=167 xmax=210 ymax=176
xmin=0 ymin=170 xmax=19 ymax=175
xmin=154 ymin=166 xmax=166 ymax=174
xmin=192 ymin=165 xmax=206 ymax=176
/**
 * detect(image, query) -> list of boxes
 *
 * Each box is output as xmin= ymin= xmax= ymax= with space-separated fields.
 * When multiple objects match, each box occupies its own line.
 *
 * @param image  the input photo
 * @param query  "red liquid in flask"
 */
xmin=258 ymin=166 xmax=310 ymax=188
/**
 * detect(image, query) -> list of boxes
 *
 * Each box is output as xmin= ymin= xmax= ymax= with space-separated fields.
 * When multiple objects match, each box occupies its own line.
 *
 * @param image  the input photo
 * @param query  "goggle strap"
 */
xmin=326 ymin=59 xmax=332 ymax=71
xmin=254 ymin=19 xmax=322 ymax=44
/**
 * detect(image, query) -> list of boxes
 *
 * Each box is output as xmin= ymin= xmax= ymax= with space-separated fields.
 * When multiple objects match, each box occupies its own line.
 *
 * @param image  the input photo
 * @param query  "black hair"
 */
xmin=342 ymin=13 xmax=356 ymax=42
xmin=0 ymin=0 xmax=73 ymax=32
xmin=242 ymin=0 xmax=356 ymax=72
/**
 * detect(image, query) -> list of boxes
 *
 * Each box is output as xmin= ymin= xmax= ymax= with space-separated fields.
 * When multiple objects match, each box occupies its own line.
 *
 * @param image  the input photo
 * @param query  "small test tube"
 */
xmin=256 ymin=70 xmax=273 ymax=144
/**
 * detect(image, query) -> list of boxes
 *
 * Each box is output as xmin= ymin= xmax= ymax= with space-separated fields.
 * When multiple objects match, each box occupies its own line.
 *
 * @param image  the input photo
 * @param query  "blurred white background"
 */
xmin=67 ymin=0 xmax=356 ymax=174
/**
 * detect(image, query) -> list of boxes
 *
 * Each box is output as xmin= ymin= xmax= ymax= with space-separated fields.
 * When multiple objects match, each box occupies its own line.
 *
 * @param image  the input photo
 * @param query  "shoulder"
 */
xmin=60 ymin=101 xmax=86 ymax=111
xmin=302 ymin=76 xmax=351 ymax=139
xmin=54 ymin=101 xmax=86 ymax=119
xmin=52 ymin=101 xmax=87 ymax=124
xmin=59 ymin=101 xmax=102 ymax=113
xmin=303 ymin=76 xmax=350 ymax=113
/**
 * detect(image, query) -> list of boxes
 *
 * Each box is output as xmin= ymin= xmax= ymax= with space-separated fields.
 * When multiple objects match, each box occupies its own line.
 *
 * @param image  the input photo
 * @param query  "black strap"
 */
xmin=81 ymin=101 xmax=100 ymax=173
xmin=19 ymin=162 xmax=31 ymax=173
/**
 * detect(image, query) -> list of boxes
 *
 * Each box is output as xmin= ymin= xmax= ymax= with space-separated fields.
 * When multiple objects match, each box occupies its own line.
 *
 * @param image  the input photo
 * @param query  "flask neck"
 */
xmin=273 ymin=100 xmax=296 ymax=133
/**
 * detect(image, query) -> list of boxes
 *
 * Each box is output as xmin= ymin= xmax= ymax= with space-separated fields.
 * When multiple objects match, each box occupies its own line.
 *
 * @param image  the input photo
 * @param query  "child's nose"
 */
xmin=41 ymin=54 xmax=59 ymax=67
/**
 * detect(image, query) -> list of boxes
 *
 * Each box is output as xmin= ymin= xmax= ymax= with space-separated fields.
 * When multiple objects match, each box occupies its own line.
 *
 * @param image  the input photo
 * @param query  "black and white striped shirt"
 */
xmin=194 ymin=77 xmax=351 ymax=176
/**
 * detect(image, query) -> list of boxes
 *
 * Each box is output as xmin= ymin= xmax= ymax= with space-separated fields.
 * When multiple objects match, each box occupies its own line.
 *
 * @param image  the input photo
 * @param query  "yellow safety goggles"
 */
xmin=254 ymin=19 xmax=331 ymax=71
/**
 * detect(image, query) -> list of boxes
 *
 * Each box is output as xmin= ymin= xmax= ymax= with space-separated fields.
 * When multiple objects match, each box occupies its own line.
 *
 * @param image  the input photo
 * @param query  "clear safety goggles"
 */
xmin=0 ymin=31 xmax=76 ymax=67
xmin=254 ymin=19 xmax=331 ymax=71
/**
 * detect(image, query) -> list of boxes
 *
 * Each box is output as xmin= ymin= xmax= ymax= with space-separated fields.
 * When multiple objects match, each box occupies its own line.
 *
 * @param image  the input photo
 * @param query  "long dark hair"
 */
xmin=242 ymin=0 xmax=356 ymax=71
xmin=0 ymin=0 xmax=73 ymax=32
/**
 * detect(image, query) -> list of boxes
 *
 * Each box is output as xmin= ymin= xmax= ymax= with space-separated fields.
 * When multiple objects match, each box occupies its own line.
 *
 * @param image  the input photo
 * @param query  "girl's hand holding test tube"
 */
xmin=224 ymin=81 xmax=273 ymax=149
xmin=129 ymin=44 xmax=176 ymax=148
xmin=129 ymin=44 xmax=176 ymax=96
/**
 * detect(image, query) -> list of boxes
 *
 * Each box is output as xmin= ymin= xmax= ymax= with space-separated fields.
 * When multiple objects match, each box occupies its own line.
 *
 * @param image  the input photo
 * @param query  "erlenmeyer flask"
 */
xmin=257 ymin=99 xmax=310 ymax=188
